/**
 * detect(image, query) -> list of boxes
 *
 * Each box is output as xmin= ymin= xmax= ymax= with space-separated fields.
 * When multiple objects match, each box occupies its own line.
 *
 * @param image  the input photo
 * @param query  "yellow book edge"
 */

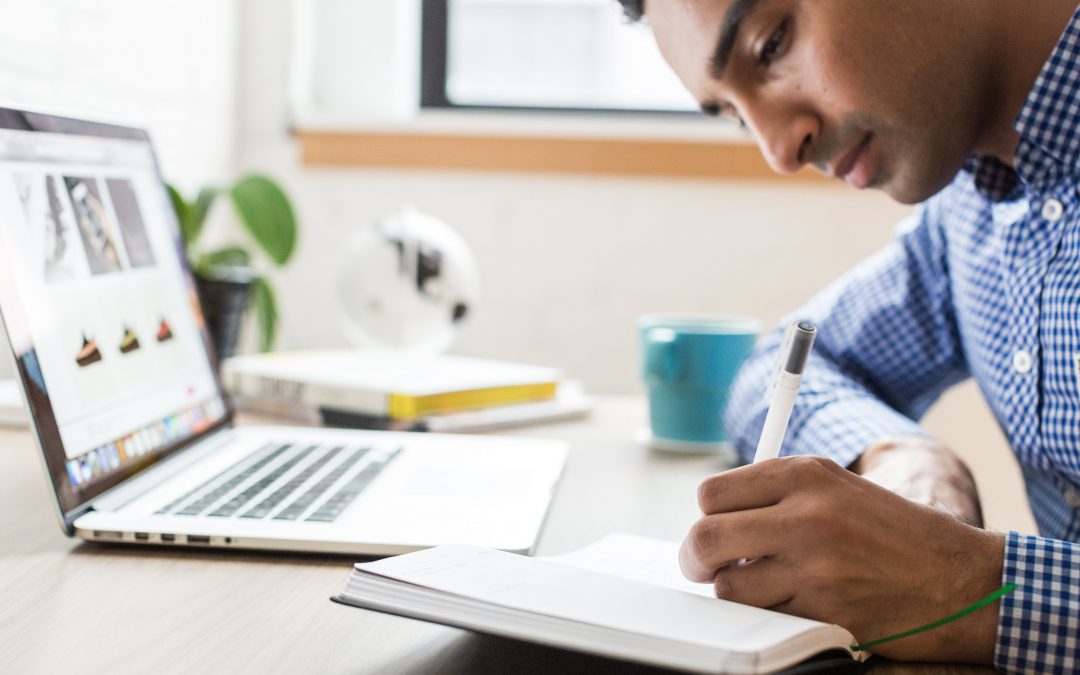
xmin=387 ymin=382 xmax=558 ymax=420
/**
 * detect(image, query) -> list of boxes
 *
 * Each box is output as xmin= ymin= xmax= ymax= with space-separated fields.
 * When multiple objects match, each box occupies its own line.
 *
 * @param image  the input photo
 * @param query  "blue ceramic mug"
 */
xmin=639 ymin=315 xmax=760 ymax=450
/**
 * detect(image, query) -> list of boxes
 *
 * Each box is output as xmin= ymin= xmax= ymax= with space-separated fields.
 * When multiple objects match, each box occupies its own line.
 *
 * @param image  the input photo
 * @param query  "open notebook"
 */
xmin=332 ymin=534 xmax=867 ymax=673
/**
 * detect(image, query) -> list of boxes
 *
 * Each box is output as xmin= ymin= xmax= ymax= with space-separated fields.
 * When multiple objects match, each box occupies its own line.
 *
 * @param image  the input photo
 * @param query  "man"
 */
xmin=616 ymin=0 xmax=1080 ymax=671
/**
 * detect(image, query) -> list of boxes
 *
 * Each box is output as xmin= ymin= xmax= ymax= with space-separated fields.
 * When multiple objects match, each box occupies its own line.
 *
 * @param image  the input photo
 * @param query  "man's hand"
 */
xmin=680 ymin=456 xmax=1005 ymax=663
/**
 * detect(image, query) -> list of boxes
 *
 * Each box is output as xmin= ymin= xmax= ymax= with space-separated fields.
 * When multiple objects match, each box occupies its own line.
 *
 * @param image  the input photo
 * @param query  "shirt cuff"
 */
xmin=995 ymin=531 xmax=1080 ymax=673
xmin=784 ymin=396 xmax=930 ymax=469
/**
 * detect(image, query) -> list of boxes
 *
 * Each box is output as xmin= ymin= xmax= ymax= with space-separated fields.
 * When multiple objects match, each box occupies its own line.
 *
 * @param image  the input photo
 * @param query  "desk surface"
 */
xmin=0 ymin=396 xmax=992 ymax=674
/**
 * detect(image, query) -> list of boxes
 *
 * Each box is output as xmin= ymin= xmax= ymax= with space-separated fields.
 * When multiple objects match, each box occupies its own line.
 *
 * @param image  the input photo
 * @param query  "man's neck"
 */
xmin=975 ymin=0 xmax=1077 ymax=166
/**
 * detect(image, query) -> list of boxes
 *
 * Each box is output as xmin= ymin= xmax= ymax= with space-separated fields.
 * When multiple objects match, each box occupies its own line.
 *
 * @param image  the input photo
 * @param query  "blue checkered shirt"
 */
xmin=724 ymin=10 xmax=1080 ymax=674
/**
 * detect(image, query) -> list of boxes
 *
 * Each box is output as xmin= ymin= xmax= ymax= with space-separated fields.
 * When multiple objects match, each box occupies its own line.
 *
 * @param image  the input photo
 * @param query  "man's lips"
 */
xmin=831 ymin=133 xmax=874 ymax=189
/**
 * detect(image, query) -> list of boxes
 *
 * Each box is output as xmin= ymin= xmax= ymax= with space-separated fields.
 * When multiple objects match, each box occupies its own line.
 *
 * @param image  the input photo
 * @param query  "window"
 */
xmin=421 ymin=0 xmax=698 ymax=114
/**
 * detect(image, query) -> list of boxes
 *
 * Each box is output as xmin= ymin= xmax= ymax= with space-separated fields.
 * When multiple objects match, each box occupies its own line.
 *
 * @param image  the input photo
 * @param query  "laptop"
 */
xmin=0 ymin=105 xmax=567 ymax=555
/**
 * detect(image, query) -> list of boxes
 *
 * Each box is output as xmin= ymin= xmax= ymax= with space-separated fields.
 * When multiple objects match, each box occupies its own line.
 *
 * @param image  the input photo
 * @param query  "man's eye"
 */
xmin=758 ymin=19 xmax=789 ymax=66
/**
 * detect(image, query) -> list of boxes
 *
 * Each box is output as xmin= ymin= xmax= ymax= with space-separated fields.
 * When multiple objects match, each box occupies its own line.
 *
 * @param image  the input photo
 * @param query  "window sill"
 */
xmin=294 ymin=111 xmax=828 ymax=183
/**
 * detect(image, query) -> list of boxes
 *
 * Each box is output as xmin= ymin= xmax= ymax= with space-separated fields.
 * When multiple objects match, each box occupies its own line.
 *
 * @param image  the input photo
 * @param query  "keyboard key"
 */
xmin=207 ymin=445 xmax=317 ymax=517
xmin=306 ymin=448 xmax=400 ymax=522
xmin=239 ymin=446 xmax=345 ymax=519
xmin=164 ymin=443 xmax=292 ymax=516
xmin=156 ymin=443 xmax=284 ymax=515
xmin=272 ymin=447 xmax=370 ymax=521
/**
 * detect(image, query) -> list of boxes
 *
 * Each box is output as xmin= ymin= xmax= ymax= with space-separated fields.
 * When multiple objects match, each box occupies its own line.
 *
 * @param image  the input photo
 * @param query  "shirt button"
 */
xmin=1013 ymin=349 xmax=1033 ymax=374
xmin=1041 ymin=198 xmax=1064 ymax=222
xmin=1065 ymin=487 xmax=1080 ymax=510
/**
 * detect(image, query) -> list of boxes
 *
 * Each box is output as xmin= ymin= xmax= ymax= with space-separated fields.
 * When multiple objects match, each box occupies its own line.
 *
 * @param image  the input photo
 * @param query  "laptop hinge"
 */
xmin=63 ymin=502 xmax=95 ymax=534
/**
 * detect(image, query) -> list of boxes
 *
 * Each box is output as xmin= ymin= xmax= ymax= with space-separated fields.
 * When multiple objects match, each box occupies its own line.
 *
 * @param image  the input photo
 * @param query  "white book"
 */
xmin=222 ymin=349 xmax=561 ymax=420
xmin=232 ymin=380 xmax=592 ymax=433
xmin=332 ymin=534 xmax=866 ymax=673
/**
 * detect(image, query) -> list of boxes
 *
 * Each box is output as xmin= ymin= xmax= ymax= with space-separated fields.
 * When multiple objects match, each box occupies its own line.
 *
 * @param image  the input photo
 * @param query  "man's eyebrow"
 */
xmin=710 ymin=0 xmax=762 ymax=80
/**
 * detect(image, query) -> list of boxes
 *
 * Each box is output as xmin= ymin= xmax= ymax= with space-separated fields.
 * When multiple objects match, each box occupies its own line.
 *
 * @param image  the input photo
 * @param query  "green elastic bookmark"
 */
xmin=850 ymin=583 xmax=1018 ymax=652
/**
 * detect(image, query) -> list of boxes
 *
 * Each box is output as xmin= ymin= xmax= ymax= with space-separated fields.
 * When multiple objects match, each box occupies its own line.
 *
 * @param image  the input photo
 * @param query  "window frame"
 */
xmin=419 ymin=0 xmax=697 ymax=116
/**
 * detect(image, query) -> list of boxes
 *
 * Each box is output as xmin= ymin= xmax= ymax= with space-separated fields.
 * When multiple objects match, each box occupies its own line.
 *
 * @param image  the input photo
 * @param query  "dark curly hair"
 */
xmin=615 ymin=0 xmax=645 ymax=22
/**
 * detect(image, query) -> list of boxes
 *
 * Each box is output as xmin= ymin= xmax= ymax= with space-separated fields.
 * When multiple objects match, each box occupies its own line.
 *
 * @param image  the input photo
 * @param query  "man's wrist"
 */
xmin=923 ymin=527 xmax=1006 ymax=663
xmin=867 ymin=516 xmax=1005 ymax=664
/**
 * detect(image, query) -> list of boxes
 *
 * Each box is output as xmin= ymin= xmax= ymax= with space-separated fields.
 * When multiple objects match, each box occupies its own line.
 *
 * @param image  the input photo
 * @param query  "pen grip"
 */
xmin=753 ymin=376 xmax=800 ymax=463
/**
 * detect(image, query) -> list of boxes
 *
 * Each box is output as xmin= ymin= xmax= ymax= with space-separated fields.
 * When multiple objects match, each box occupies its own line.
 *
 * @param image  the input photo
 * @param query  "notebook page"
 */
xmin=543 ymin=533 xmax=714 ymax=597
xmin=356 ymin=545 xmax=831 ymax=655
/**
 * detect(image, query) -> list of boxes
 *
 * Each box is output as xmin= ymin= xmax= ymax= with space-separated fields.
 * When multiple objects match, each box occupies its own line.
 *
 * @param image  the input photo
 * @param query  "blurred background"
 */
xmin=0 ymin=0 xmax=1028 ymax=528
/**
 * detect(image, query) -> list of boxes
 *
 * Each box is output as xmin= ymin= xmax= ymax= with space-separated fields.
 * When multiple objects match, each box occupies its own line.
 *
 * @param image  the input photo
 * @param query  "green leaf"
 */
xmin=194 ymin=187 xmax=219 ymax=234
xmin=229 ymin=175 xmax=297 ymax=266
xmin=166 ymin=183 xmax=198 ymax=246
xmin=249 ymin=276 xmax=278 ymax=352
xmin=203 ymin=245 xmax=252 ymax=269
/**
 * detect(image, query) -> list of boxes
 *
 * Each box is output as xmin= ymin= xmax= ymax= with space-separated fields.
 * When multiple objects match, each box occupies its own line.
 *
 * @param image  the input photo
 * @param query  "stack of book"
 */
xmin=222 ymin=349 xmax=592 ymax=433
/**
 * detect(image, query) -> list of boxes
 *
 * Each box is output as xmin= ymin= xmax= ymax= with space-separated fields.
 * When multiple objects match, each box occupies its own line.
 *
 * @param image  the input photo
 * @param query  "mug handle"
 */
xmin=644 ymin=328 xmax=679 ymax=381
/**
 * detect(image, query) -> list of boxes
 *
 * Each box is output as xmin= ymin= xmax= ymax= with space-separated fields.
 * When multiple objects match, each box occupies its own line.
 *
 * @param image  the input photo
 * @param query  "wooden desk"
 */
xmin=0 ymin=396 xmax=992 ymax=674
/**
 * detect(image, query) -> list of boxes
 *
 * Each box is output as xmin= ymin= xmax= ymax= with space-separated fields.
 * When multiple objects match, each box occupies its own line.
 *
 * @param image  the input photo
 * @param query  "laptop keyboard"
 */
xmin=272 ymin=447 xmax=368 ymax=521
xmin=240 ymin=446 xmax=347 ymax=519
xmin=155 ymin=442 xmax=401 ymax=523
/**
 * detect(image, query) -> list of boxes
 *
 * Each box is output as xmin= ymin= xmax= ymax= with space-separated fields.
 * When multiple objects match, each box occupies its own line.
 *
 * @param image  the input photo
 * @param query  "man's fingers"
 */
xmin=712 ymin=557 xmax=796 ymax=609
xmin=679 ymin=510 xmax=780 ymax=582
xmin=697 ymin=455 xmax=846 ymax=515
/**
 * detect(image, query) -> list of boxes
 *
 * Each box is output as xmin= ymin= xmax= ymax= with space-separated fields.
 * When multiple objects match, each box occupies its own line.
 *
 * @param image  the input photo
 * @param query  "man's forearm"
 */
xmin=851 ymin=437 xmax=984 ymax=527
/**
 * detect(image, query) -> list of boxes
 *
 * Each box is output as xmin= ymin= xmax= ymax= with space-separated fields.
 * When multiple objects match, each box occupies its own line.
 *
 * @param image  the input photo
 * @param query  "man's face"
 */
xmin=647 ymin=0 xmax=992 ymax=204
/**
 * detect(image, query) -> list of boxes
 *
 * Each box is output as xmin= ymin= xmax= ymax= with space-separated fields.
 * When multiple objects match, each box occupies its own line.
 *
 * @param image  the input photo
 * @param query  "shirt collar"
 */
xmin=965 ymin=6 xmax=1080 ymax=201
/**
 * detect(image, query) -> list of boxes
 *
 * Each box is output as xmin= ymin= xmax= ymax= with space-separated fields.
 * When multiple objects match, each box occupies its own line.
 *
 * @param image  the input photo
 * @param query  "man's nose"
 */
xmin=746 ymin=106 xmax=819 ymax=175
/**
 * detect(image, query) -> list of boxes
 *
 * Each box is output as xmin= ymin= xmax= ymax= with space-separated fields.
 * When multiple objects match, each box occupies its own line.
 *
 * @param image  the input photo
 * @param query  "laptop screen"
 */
xmin=0 ymin=108 xmax=230 ymax=520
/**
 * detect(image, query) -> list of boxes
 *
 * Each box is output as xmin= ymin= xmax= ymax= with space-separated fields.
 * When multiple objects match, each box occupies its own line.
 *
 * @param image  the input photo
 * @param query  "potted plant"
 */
xmin=167 ymin=174 xmax=298 ymax=361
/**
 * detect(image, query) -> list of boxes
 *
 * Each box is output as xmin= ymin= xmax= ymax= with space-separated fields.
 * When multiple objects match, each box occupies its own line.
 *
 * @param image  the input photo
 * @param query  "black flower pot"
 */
xmin=195 ymin=268 xmax=254 ymax=365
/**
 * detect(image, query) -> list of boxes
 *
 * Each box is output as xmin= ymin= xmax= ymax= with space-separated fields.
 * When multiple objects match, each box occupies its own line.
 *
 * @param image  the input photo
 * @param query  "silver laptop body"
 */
xmin=0 ymin=105 xmax=566 ymax=555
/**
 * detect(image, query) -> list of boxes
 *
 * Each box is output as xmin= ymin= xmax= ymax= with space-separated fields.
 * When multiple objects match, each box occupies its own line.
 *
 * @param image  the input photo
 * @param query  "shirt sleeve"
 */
xmin=723 ymin=199 xmax=969 ymax=468
xmin=996 ymin=532 xmax=1080 ymax=673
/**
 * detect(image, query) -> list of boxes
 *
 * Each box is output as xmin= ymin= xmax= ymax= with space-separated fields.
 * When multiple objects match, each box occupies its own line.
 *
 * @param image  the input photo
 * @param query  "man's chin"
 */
xmin=879 ymin=159 xmax=968 ymax=204
xmin=882 ymin=184 xmax=931 ymax=205
xmin=880 ymin=173 xmax=956 ymax=205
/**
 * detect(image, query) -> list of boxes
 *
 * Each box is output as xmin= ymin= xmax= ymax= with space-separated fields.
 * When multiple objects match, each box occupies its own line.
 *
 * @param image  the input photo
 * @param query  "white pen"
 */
xmin=752 ymin=321 xmax=817 ymax=463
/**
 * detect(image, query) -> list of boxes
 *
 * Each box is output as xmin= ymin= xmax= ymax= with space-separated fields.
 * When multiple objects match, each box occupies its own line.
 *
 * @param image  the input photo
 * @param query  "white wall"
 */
xmin=0 ymin=0 xmax=240 ymax=192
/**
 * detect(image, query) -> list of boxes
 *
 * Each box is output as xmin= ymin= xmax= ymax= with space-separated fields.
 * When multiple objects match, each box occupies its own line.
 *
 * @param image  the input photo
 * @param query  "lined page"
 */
xmin=356 ymin=545 xmax=829 ymax=654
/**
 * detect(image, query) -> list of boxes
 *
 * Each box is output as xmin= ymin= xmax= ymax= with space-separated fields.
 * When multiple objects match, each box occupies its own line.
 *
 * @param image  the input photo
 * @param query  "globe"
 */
xmin=336 ymin=206 xmax=480 ymax=352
